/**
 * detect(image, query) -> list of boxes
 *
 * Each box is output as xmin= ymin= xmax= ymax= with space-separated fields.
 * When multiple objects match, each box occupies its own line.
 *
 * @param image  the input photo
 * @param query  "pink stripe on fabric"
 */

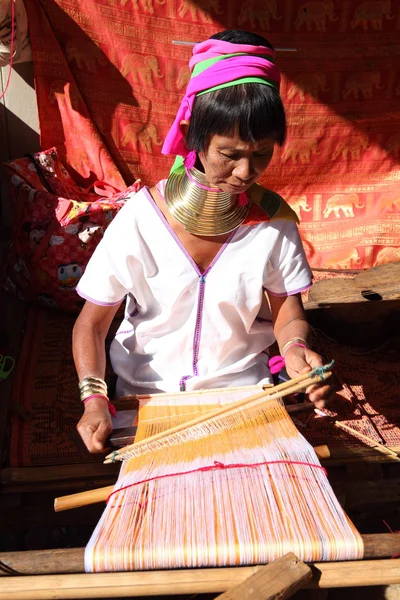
xmin=156 ymin=179 xmax=167 ymax=197
xmin=146 ymin=185 xmax=238 ymax=276
xmin=116 ymin=328 xmax=134 ymax=336
xmin=162 ymin=55 xmax=280 ymax=158
xmin=143 ymin=187 xmax=201 ymax=274
xmin=266 ymin=282 xmax=312 ymax=297
xmin=76 ymin=287 xmax=124 ymax=306
xmin=203 ymin=229 xmax=237 ymax=275
xmin=189 ymin=39 xmax=275 ymax=69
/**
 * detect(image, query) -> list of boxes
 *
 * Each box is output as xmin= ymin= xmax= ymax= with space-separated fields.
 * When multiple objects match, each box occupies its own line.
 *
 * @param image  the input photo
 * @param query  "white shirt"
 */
xmin=77 ymin=185 xmax=312 ymax=396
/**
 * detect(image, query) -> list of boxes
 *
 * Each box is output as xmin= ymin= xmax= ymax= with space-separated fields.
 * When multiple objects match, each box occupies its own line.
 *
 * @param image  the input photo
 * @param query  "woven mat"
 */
xmin=10 ymin=305 xmax=400 ymax=467
xmin=299 ymin=331 xmax=400 ymax=448
xmin=10 ymin=308 xmax=112 ymax=467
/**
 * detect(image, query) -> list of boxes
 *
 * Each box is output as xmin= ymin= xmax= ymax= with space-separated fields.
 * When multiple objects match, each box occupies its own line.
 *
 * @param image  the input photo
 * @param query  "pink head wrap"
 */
xmin=161 ymin=39 xmax=281 ymax=160
xmin=188 ymin=39 xmax=276 ymax=69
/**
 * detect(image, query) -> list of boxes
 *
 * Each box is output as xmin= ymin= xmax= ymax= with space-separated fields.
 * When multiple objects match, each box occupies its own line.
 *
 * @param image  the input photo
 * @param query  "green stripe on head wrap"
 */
xmin=192 ymin=52 xmax=279 ymax=101
xmin=197 ymin=77 xmax=278 ymax=95
xmin=192 ymin=52 xmax=275 ymax=76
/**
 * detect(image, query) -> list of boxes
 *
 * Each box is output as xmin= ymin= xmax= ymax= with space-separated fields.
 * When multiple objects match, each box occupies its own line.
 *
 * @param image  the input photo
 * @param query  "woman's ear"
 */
xmin=180 ymin=119 xmax=190 ymax=139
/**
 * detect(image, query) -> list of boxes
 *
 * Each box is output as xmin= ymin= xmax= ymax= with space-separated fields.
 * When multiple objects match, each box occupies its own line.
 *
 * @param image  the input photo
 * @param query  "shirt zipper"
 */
xmin=180 ymin=274 xmax=206 ymax=391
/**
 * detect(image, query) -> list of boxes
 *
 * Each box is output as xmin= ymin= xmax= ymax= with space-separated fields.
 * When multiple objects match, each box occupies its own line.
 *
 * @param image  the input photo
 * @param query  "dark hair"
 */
xmin=185 ymin=30 xmax=286 ymax=152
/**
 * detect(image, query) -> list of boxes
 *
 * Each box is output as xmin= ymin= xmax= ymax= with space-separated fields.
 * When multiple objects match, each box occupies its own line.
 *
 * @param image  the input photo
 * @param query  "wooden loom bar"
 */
xmin=0 ymin=534 xmax=399 ymax=577
xmin=104 ymin=368 xmax=332 ymax=462
xmin=1 ymin=558 xmax=400 ymax=598
xmin=215 ymin=553 xmax=312 ymax=599
xmin=54 ymin=443 xmax=331 ymax=512
xmin=55 ymin=485 xmax=114 ymax=512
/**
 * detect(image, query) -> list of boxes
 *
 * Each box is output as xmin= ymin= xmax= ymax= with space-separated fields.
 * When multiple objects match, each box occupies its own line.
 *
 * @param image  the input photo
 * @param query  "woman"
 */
xmin=74 ymin=29 xmax=335 ymax=453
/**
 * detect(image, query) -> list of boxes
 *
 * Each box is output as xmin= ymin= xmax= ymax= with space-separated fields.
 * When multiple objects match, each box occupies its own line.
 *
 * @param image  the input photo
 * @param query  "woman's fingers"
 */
xmin=92 ymin=421 xmax=113 ymax=452
xmin=284 ymin=348 xmax=337 ymax=408
xmin=77 ymin=413 xmax=113 ymax=453
xmin=306 ymin=373 xmax=338 ymax=408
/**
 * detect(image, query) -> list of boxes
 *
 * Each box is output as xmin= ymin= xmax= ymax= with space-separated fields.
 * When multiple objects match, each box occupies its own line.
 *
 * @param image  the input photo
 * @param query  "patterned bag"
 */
xmin=3 ymin=148 xmax=140 ymax=312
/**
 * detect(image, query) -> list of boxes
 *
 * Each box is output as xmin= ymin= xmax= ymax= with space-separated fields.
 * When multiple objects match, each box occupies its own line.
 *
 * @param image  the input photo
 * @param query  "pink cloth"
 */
xmin=162 ymin=40 xmax=280 ymax=159
xmin=189 ymin=39 xmax=275 ymax=70
xmin=268 ymin=355 xmax=285 ymax=375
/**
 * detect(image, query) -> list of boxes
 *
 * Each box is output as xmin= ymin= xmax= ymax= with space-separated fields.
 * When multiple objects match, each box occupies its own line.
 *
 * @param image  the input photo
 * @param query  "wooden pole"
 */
xmin=215 ymin=553 xmax=311 ymax=599
xmin=334 ymin=421 xmax=400 ymax=459
xmin=0 ymin=534 xmax=399 ymax=577
xmin=55 ymin=486 xmax=114 ymax=512
xmin=1 ymin=559 xmax=400 ymax=598
xmin=54 ymin=444 xmax=331 ymax=512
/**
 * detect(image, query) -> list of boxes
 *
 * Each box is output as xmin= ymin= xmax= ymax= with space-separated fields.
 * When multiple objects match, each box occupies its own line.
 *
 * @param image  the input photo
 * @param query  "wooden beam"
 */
xmin=1 ymin=463 xmax=118 ymax=484
xmin=0 ymin=535 xmax=399 ymax=577
xmin=1 ymin=559 xmax=400 ymax=598
xmin=3 ymin=444 xmax=400 ymax=495
xmin=215 ymin=553 xmax=311 ymax=599
xmin=304 ymin=263 xmax=400 ymax=310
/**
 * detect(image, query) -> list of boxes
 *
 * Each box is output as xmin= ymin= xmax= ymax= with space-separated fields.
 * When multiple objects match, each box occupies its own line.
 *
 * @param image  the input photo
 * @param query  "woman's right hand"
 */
xmin=77 ymin=396 xmax=113 ymax=453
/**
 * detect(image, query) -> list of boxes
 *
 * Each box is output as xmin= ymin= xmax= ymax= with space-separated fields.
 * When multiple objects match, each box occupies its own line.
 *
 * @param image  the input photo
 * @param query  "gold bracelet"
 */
xmin=78 ymin=376 xmax=108 ymax=403
xmin=79 ymin=382 xmax=107 ymax=395
xmin=78 ymin=376 xmax=107 ymax=391
xmin=80 ymin=387 xmax=109 ymax=402
xmin=81 ymin=392 xmax=108 ymax=401
xmin=280 ymin=337 xmax=309 ymax=356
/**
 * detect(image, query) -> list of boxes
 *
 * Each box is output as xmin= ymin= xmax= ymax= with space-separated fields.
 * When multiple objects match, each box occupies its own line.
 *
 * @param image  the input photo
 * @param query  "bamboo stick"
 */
xmin=54 ymin=487 xmax=114 ymax=511
xmin=1 ymin=535 xmax=399 ymax=577
xmin=334 ymin=421 xmax=400 ymax=459
xmin=105 ymin=367 xmax=332 ymax=462
xmin=54 ymin=442 xmax=331 ymax=512
xmin=1 ymin=559 xmax=400 ymax=598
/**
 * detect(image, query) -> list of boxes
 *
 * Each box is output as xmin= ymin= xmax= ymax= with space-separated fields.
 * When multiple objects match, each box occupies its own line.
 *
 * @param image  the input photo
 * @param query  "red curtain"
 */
xmin=25 ymin=0 xmax=400 ymax=269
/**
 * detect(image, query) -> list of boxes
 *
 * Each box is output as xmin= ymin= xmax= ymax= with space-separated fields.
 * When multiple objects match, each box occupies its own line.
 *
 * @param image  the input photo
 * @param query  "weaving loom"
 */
xmin=82 ymin=368 xmax=363 ymax=572
xmin=3 ymin=369 xmax=400 ymax=597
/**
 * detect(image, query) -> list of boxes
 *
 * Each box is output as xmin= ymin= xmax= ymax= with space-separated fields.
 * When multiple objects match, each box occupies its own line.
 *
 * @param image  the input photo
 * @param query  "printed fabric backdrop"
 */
xmin=23 ymin=0 xmax=400 ymax=269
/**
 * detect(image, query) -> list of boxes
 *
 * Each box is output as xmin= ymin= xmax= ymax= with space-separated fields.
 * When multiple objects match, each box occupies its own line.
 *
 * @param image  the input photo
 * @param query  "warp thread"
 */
xmin=106 ymin=458 xmax=327 ymax=505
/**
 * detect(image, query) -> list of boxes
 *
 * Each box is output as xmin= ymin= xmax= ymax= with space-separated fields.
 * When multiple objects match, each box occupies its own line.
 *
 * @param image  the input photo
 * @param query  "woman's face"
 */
xmin=197 ymin=131 xmax=276 ymax=194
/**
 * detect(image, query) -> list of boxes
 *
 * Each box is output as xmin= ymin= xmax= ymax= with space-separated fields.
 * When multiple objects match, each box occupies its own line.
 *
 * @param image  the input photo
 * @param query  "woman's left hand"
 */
xmin=283 ymin=345 xmax=337 ymax=408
